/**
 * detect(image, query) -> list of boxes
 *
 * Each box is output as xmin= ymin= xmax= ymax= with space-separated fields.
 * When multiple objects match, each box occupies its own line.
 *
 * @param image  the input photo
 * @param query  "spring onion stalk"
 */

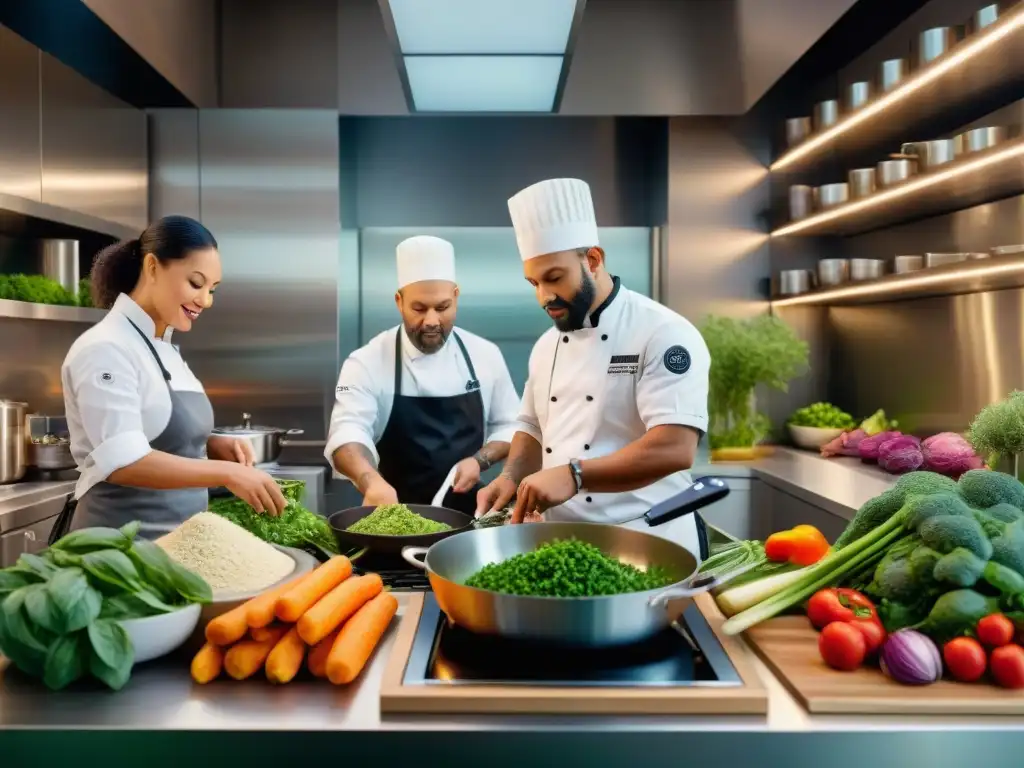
xmin=714 ymin=567 xmax=812 ymax=617
xmin=721 ymin=515 xmax=907 ymax=635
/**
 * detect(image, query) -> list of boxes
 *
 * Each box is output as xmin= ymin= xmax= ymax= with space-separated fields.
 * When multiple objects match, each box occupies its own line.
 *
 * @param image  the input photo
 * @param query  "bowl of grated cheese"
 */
xmin=156 ymin=512 xmax=319 ymax=633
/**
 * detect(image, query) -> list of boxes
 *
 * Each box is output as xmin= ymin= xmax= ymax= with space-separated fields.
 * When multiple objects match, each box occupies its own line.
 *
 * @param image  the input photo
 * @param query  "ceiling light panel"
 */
xmin=389 ymin=0 xmax=578 ymax=54
xmin=405 ymin=55 xmax=563 ymax=112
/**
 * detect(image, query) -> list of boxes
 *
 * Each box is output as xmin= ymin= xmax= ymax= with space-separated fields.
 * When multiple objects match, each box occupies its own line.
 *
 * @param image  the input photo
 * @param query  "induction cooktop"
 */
xmin=401 ymin=593 xmax=743 ymax=688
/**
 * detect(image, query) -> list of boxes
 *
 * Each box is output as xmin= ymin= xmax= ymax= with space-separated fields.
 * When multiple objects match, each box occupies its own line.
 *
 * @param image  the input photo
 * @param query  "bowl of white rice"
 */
xmin=156 ymin=512 xmax=319 ymax=633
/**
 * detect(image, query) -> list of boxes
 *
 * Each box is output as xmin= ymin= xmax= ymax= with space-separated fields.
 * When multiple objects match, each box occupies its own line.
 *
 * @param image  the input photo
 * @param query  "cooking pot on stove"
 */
xmin=400 ymin=479 xmax=750 ymax=648
xmin=212 ymin=412 xmax=304 ymax=465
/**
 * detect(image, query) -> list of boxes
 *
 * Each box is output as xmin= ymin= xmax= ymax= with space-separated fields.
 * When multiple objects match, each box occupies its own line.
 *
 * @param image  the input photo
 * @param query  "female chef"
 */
xmin=58 ymin=215 xmax=287 ymax=538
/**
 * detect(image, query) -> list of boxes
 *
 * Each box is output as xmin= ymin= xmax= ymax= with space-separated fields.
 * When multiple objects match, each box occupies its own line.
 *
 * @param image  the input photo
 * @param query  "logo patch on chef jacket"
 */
xmin=96 ymin=371 xmax=115 ymax=386
xmin=663 ymin=346 xmax=691 ymax=375
xmin=336 ymin=385 xmax=349 ymax=393
xmin=607 ymin=354 xmax=639 ymax=376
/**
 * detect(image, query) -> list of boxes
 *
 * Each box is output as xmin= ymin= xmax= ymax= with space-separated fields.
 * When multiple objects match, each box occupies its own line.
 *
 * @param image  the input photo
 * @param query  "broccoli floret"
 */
xmin=870 ymin=558 xmax=919 ymax=602
xmin=892 ymin=470 xmax=959 ymax=500
xmin=959 ymin=470 xmax=1024 ymax=510
xmin=918 ymin=514 xmax=993 ymax=560
xmin=933 ymin=547 xmax=987 ymax=587
xmin=903 ymin=493 xmax=974 ymax=530
xmin=991 ymin=519 xmax=1024 ymax=575
xmin=985 ymin=503 xmax=1024 ymax=524
xmin=908 ymin=544 xmax=942 ymax=584
xmin=834 ymin=489 xmax=904 ymax=549
xmin=914 ymin=589 xmax=1000 ymax=643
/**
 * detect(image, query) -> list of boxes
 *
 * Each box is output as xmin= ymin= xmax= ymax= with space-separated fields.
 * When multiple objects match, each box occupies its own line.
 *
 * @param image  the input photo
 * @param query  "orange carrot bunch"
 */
xmin=191 ymin=556 xmax=398 ymax=686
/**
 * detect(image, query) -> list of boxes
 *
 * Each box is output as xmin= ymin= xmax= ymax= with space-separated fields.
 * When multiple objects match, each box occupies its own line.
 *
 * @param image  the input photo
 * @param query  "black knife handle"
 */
xmin=643 ymin=476 xmax=730 ymax=528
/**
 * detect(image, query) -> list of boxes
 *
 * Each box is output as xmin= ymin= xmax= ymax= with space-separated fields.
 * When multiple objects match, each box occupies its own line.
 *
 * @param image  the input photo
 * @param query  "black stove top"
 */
xmin=351 ymin=552 xmax=432 ymax=591
xmin=401 ymin=594 xmax=743 ymax=688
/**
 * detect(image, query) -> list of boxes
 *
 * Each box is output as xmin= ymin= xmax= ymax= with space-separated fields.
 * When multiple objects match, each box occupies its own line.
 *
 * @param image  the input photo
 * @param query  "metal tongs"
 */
xmin=431 ymin=464 xmax=512 ymax=528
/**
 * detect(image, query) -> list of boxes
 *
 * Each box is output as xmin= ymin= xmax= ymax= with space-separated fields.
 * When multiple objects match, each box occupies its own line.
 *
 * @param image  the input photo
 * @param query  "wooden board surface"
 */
xmin=379 ymin=593 xmax=768 ymax=715
xmin=745 ymin=616 xmax=1024 ymax=715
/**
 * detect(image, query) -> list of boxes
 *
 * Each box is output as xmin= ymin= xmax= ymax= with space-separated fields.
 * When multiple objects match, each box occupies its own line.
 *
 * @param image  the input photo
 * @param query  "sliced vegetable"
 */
xmin=806 ymin=588 xmax=877 ymax=630
xmin=942 ymin=637 xmax=986 ymax=682
xmin=976 ymin=613 xmax=1015 ymax=648
xmin=879 ymin=629 xmax=941 ymax=685
xmin=818 ymin=622 xmax=866 ymax=671
xmin=764 ymin=525 xmax=830 ymax=566
xmin=989 ymin=644 xmax=1024 ymax=689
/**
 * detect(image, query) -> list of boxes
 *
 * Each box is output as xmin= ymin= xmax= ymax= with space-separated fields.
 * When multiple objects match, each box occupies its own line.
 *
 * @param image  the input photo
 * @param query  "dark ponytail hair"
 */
xmin=90 ymin=215 xmax=218 ymax=310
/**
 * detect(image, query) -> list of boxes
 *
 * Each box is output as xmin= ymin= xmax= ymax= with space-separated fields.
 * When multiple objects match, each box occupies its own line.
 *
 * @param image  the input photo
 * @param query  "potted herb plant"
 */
xmin=968 ymin=390 xmax=1024 ymax=479
xmin=699 ymin=313 xmax=809 ymax=461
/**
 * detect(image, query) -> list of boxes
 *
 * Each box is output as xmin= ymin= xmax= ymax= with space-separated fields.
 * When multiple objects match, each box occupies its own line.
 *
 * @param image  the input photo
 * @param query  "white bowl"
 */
xmin=119 ymin=603 xmax=202 ymax=663
xmin=788 ymin=424 xmax=845 ymax=450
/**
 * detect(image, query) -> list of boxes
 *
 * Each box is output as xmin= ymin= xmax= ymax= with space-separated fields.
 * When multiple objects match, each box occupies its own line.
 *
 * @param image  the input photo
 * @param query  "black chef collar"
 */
xmin=589 ymin=276 xmax=621 ymax=328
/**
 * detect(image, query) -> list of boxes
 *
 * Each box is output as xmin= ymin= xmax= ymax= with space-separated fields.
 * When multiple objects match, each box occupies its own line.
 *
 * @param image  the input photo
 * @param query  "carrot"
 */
xmin=265 ymin=626 xmax=307 ymax=685
xmin=205 ymin=603 xmax=251 ymax=646
xmin=224 ymin=625 xmax=289 ymax=680
xmin=307 ymin=628 xmax=340 ymax=678
xmin=251 ymin=623 xmax=287 ymax=642
xmin=297 ymin=573 xmax=383 ymax=645
xmin=190 ymin=643 xmax=224 ymax=684
xmin=275 ymin=556 xmax=353 ymax=623
xmin=325 ymin=591 xmax=398 ymax=685
xmin=246 ymin=573 xmax=311 ymax=629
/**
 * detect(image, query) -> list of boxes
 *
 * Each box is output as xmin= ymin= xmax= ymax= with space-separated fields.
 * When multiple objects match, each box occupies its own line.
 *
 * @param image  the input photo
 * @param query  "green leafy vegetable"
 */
xmin=968 ymin=390 xmax=1024 ymax=468
xmin=788 ymin=402 xmax=856 ymax=430
xmin=87 ymin=620 xmax=133 ymax=691
xmin=208 ymin=480 xmax=338 ymax=553
xmin=43 ymin=633 xmax=85 ymax=691
xmin=0 ymin=274 xmax=78 ymax=306
xmin=346 ymin=504 xmax=452 ymax=536
xmin=52 ymin=524 xmax=138 ymax=555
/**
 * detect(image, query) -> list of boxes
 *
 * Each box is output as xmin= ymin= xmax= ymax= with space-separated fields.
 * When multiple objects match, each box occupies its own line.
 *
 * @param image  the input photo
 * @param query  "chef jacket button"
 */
xmin=584 ymin=444 xmax=590 ymax=451
xmin=586 ymin=395 xmax=593 ymax=402
xmin=545 ymin=447 xmax=552 ymax=454
xmin=586 ymin=496 xmax=593 ymax=503
xmin=551 ymin=396 xmax=557 ymax=402
xmin=562 ymin=336 xmax=569 ymax=343
xmin=601 ymin=334 xmax=608 ymax=341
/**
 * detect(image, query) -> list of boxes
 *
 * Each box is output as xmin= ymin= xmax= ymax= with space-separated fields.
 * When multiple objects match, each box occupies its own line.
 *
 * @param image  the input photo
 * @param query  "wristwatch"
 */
xmin=474 ymin=451 xmax=492 ymax=472
xmin=568 ymin=458 xmax=585 ymax=493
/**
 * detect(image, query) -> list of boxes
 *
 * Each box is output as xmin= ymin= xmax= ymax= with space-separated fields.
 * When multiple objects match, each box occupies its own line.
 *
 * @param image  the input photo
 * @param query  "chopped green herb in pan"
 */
xmin=346 ymin=504 xmax=452 ymax=536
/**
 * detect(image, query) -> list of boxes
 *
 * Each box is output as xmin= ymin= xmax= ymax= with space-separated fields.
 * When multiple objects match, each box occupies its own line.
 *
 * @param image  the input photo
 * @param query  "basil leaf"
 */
xmin=167 ymin=562 xmax=212 ymax=604
xmin=80 ymin=550 xmax=143 ymax=594
xmin=119 ymin=521 xmax=142 ymax=541
xmin=87 ymin=620 xmax=133 ymax=690
xmin=98 ymin=594 xmax=162 ymax=620
xmin=43 ymin=632 xmax=85 ymax=691
xmin=16 ymin=553 xmax=59 ymax=581
xmin=0 ymin=588 xmax=49 ymax=675
xmin=48 ymin=567 xmax=102 ymax=633
xmin=51 ymin=526 xmax=135 ymax=554
xmin=125 ymin=540 xmax=180 ymax=602
xmin=24 ymin=583 xmax=63 ymax=634
xmin=132 ymin=587 xmax=178 ymax=614
xmin=0 ymin=570 xmax=33 ymax=595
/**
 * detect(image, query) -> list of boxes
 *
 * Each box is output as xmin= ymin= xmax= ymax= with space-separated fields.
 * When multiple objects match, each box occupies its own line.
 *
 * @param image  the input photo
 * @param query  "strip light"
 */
xmin=771 ymin=139 xmax=1024 ymax=237
xmin=771 ymin=7 xmax=1024 ymax=171
xmin=772 ymin=256 xmax=1024 ymax=308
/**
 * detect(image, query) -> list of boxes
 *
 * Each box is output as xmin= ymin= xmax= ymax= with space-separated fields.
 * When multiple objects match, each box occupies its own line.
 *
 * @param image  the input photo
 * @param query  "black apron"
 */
xmin=51 ymin=319 xmax=214 ymax=543
xmin=374 ymin=328 xmax=485 ymax=516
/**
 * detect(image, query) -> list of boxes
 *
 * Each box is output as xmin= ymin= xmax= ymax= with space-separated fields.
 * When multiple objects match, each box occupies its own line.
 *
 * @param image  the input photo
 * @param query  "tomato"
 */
xmin=990 ymin=644 xmax=1024 ymax=689
xmin=942 ymin=637 xmax=987 ymax=683
xmin=806 ymin=588 xmax=877 ymax=630
xmin=977 ymin=614 xmax=1015 ymax=648
xmin=818 ymin=621 xmax=867 ymax=671
xmin=850 ymin=618 xmax=886 ymax=654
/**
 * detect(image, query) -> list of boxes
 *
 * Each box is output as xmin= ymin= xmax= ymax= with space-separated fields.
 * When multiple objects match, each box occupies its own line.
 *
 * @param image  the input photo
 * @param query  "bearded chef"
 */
xmin=475 ymin=178 xmax=712 ymax=556
xmin=325 ymin=235 xmax=521 ymax=515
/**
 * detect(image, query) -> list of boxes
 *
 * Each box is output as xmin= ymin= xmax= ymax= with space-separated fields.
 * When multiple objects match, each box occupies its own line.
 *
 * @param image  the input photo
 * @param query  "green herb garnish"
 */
xmin=208 ymin=480 xmax=338 ymax=554
xmin=346 ymin=504 xmax=452 ymax=536
xmin=464 ymin=538 xmax=675 ymax=597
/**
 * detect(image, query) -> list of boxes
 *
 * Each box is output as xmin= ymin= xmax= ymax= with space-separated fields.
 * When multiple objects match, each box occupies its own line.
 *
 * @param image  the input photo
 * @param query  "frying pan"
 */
xmin=328 ymin=504 xmax=473 ymax=556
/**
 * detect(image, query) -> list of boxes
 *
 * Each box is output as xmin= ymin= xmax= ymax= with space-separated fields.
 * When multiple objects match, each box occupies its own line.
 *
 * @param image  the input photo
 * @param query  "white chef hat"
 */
xmin=507 ymin=178 xmax=600 ymax=262
xmin=395 ymin=235 xmax=457 ymax=289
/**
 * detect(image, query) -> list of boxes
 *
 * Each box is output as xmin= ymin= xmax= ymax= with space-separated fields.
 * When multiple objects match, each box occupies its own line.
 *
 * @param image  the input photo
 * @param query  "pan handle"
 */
xmin=646 ymin=560 xmax=758 ymax=609
xmin=401 ymin=546 xmax=429 ymax=570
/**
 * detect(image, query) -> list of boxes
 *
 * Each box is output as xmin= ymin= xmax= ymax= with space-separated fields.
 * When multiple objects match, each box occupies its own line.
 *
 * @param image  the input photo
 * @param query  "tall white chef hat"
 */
xmin=507 ymin=178 xmax=600 ymax=262
xmin=395 ymin=235 xmax=457 ymax=289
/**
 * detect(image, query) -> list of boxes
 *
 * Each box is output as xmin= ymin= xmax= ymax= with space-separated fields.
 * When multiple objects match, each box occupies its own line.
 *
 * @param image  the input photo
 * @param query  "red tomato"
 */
xmin=806 ymin=588 xmax=877 ymax=630
xmin=990 ymin=644 xmax=1024 ymax=689
xmin=977 ymin=614 xmax=1015 ymax=648
xmin=819 ymin=621 xmax=867 ymax=671
xmin=942 ymin=637 xmax=987 ymax=683
xmin=850 ymin=618 xmax=886 ymax=654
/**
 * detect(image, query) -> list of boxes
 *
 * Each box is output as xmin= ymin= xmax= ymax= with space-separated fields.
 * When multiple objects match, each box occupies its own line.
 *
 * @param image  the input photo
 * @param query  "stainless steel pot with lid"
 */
xmin=0 ymin=400 xmax=29 ymax=484
xmin=212 ymin=412 xmax=305 ymax=465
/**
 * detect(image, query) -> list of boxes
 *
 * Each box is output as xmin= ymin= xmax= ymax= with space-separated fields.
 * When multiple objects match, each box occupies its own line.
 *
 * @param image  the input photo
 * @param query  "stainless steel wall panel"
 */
xmin=147 ymin=109 xmax=200 ymax=221
xmin=0 ymin=318 xmax=91 ymax=417
xmin=39 ymin=53 xmax=148 ymax=231
xmin=180 ymin=110 xmax=341 ymax=438
xmin=0 ymin=27 xmax=42 ymax=203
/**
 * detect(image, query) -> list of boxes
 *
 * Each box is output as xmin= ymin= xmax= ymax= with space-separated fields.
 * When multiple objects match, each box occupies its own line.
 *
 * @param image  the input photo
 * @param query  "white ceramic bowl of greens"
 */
xmin=119 ymin=603 xmax=202 ymax=663
xmin=788 ymin=424 xmax=844 ymax=450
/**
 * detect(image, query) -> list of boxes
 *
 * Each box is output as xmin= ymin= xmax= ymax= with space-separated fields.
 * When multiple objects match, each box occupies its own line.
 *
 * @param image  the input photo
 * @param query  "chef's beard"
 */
xmin=408 ymin=323 xmax=450 ymax=353
xmin=545 ymin=265 xmax=596 ymax=332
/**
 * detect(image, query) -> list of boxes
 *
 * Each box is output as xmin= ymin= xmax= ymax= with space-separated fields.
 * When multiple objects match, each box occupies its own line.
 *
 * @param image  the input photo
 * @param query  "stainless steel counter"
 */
xmin=0 ymin=480 xmax=74 ymax=533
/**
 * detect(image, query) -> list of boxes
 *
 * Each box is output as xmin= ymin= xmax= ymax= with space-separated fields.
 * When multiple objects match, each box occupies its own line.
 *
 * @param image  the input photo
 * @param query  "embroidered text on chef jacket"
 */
xmin=325 ymin=325 xmax=521 ymax=467
xmin=62 ymin=293 xmax=207 ymax=500
xmin=515 ymin=278 xmax=710 ymax=526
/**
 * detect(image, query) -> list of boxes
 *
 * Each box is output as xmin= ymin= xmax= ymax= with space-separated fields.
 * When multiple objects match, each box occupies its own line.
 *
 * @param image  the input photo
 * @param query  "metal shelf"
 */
xmin=771 ymin=136 xmax=1024 ymax=237
xmin=0 ymin=298 xmax=106 ymax=323
xmin=0 ymin=191 xmax=136 ymax=241
xmin=771 ymin=6 xmax=1024 ymax=173
xmin=771 ymin=253 xmax=1024 ymax=308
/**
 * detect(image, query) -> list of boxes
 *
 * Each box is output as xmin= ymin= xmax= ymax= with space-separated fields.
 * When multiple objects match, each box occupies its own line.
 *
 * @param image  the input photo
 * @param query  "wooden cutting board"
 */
xmin=379 ymin=593 xmax=768 ymax=715
xmin=745 ymin=616 xmax=1024 ymax=715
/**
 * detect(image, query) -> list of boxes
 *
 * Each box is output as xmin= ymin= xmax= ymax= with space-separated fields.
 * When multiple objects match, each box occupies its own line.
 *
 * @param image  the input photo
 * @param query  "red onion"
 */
xmin=879 ymin=629 xmax=941 ymax=685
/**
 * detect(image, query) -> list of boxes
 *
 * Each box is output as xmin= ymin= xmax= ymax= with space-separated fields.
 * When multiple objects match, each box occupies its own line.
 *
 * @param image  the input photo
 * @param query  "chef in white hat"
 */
xmin=476 ymin=179 xmax=711 ymax=556
xmin=326 ymin=235 xmax=521 ymax=515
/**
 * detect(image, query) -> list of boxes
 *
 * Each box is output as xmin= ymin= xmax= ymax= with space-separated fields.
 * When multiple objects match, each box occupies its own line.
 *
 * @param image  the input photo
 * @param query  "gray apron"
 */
xmin=65 ymin=318 xmax=214 ymax=540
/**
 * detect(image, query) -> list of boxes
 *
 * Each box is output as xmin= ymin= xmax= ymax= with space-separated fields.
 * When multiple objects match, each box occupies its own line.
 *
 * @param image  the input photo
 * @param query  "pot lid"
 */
xmin=213 ymin=412 xmax=283 ymax=435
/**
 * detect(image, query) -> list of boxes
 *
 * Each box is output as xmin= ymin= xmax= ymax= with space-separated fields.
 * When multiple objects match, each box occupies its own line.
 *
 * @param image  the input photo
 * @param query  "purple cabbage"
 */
xmin=858 ymin=430 xmax=903 ymax=462
xmin=878 ymin=435 xmax=924 ymax=474
xmin=879 ymin=630 xmax=941 ymax=685
xmin=922 ymin=432 xmax=980 ymax=477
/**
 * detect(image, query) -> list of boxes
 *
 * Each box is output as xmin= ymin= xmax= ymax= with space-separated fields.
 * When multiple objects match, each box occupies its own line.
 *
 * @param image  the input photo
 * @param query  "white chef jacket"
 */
xmin=62 ymin=293 xmax=208 ymax=500
xmin=325 ymin=325 xmax=522 ymax=469
xmin=516 ymin=280 xmax=710 ymax=551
